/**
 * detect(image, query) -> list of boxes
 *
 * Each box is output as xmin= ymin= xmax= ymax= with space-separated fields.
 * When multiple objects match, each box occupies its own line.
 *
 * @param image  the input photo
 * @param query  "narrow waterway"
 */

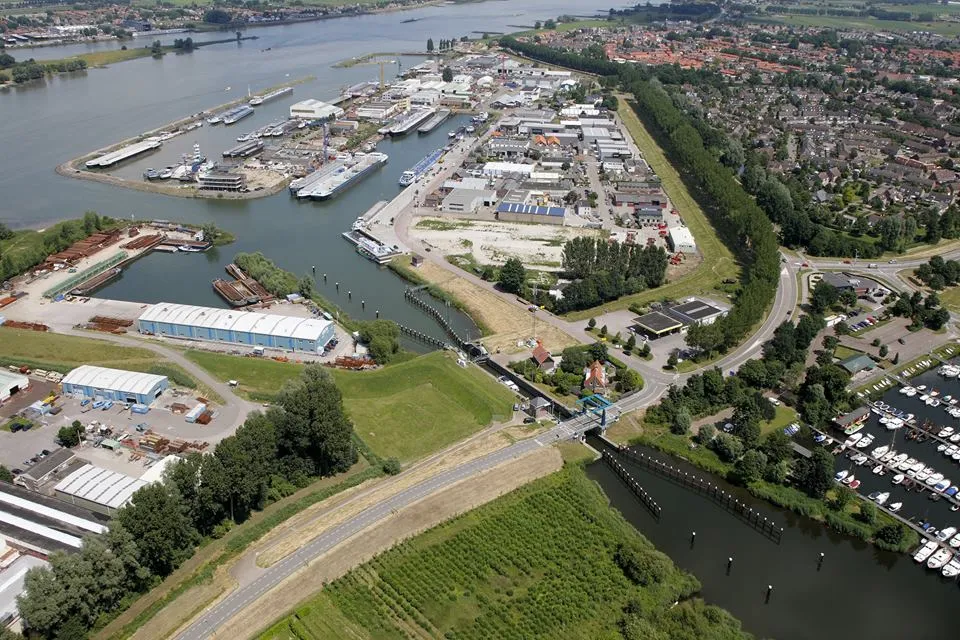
xmin=0 ymin=0 xmax=622 ymax=341
xmin=586 ymin=439 xmax=957 ymax=640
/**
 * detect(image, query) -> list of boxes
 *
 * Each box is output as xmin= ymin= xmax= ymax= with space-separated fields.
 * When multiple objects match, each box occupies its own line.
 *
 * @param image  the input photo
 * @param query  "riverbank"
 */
xmin=609 ymin=418 xmax=919 ymax=555
xmin=56 ymin=76 xmax=313 ymax=200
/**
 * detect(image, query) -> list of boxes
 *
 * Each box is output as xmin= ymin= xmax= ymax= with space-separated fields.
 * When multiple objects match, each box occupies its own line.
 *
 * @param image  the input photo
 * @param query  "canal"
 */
xmin=0 ymin=0 xmax=620 ymax=343
xmin=586 ymin=438 xmax=957 ymax=640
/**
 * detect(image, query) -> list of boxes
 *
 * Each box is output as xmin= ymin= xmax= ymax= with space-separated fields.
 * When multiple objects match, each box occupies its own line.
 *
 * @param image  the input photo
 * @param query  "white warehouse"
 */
xmin=61 ymin=366 xmax=168 ymax=405
xmin=137 ymin=303 xmax=335 ymax=354
xmin=289 ymin=99 xmax=344 ymax=121
xmin=668 ymin=226 xmax=697 ymax=254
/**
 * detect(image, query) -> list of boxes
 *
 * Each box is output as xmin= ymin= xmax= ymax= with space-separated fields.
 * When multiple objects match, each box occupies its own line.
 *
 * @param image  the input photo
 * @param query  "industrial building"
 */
xmin=668 ymin=226 xmax=697 ymax=254
xmin=497 ymin=202 xmax=566 ymax=225
xmin=441 ymin=188 xmax=497 ymax=213
xmin=0 ymin=370 xmax=28 ymax=404
xmin=61 ymin=366 xmax=168 ymax=405
xmin=0 ymin=483 xmax=108 ymax=555
xmin=16 ymin=449 xmax=80 ymax=493
xmin=289 ymin=99 xmax=344 ymax=121
xmin=54 ymin=464 xmax=147 ymax=516
xmin=137 ymin=303 xmax=335 ymax=354
xmin=198 ymin=166 xmax=247 ymax=192
xmin=633 ymin=298 xmax=727 ymax=339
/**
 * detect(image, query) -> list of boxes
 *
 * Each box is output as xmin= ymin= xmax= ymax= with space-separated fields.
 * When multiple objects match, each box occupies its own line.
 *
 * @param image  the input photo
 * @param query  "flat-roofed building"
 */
xmin=0 ymin=370 xmax=28 ymax=404
xmin=61 ymin=366 xmax=168 ymax=405
xmin=668 ymin=299 xmax=727 ymax=326
xmin=17 ymin=449 xmax=80 ymax=493
xmin=54 ymin=464 xmax=147 ymax=516
xmin=441 ymin=188 xmax=497 ymax=213
xmin=289 ymin=99 xmax=344 ymax=121
xmin=633 ymin=311 xmax=684 ymax=338
xmin=668 ymin=226 xmax=697 ymax=254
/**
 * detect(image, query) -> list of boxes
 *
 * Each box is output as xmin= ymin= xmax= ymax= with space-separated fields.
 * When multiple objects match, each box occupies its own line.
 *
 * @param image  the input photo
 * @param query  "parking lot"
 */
xmin=0 ymin=379 xmax=222 ymax=478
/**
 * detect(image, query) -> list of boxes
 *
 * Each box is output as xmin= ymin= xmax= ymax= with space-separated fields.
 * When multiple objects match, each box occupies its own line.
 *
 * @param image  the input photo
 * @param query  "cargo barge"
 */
xmin=70 ymin=267 xmax=121 ymax=296
xmin=222 ymin=105 xmax=255 ymax=125
xmin=223 ymin=139 xmax=264 ymax=158
xmin=399 ymin=147 xmax=444 ymax=186
xmin=292 ymin=152 xmax=388 ymax=200
xmin=249 ymin=86 xmax=293 ymax=107
xmin=386 ymin=108 xmax=435 ymax=137
xmin=85 ymin=139 xmax=162 ymax=168
xmin=213 ymin=263 xmax=275 ymax=307
xmin=418 ymin=108 xmax=451 ymax=134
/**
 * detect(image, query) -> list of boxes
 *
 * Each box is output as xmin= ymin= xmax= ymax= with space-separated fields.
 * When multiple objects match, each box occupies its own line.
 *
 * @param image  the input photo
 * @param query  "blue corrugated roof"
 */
xmin=497 ymin=203 xmax=565 ymax=217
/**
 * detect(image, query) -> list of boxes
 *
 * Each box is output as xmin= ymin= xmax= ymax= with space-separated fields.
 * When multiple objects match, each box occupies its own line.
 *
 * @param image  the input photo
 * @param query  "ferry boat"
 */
xmin=249 ymin=86 xmax=293 ymax=107
xmin=222 ymin=105 xmax=255 ymax=125
xmin=398 ymin=147 xmax=444 ymax=186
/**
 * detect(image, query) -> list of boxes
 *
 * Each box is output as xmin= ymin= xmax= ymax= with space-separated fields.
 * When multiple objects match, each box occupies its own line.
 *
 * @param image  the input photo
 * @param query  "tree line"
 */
xmin=0 ymin=53 xmax=87 ymax=83
xmin=17 ymin=365 xmax=359 ymax=639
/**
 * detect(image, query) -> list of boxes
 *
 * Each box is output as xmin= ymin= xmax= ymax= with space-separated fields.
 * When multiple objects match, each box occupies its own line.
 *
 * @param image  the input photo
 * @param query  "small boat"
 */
xmin=928 ymin=548 xmax=953 ymax=570
xmin=951 ymin=534 xmax=960 ymax=549
xmin=900 ymin=386 xmax=914 ymax=395
xmin=942 ymin=557 xmax=960 ymax=578
xmin=856 ymin=434 xmax=875 ymax=449
xmin=873 ymin=464 xmax=884 ymax=475
xmin=952 ymin=433 xmax=960 ymax=443
xmin=946 ymin=486 xmax=959 ymax=497
xmin=915 ymin=540 xmax=938 ymax=563
xmin=868 ymin=491 xmax=881 ymax=500
xmin=892 ymin=474 xmax=906 ymax=485
xmin=872 ymin=445 xmax=890 ymax=458
xmin=921 ymin=394 xmax=930 ymax=402
xmin=940 ymin=427 xmax=956 ymax=438
xmin=919 ymin=385 xmax=928 ymax=391
xmin=936 ymin=479 xmax=951 ymax=492
xmin=842 ymin=474 xmax=856 ymax=485
xmin=882 ymin=451 xmax=897 ymax=463
xmin=814 ymin=434 xmax=828 ymax=444
xmin=143 ymin=168 xmax=160 ymax=180
xmin=937 ymin=526 xmax=958 ymax=542
xmin=849 ymin=479 xmax=861 ymax=489
xmin=874 ymin=492 xmax=890 ymax=505
xmin=926 ymin=472 xmax=945 ymax=486
xmin=889 ymin=502 xmax=902 ymax=513
xmin=835 ymin=470 xmax=850 ymax=482
xmin=939 ymin=443 xmax=949 ymax=453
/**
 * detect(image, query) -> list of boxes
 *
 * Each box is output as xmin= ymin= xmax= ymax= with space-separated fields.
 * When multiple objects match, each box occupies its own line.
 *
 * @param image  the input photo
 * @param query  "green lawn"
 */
xmin=258 ymin=466 xmax=744 ymax=640
xmin=940 ymin=286 xmax=960 ymax=314
xmin=331 ymin=351 xmax=515 ymax=461
xmin=761 ymin=405 xmax=798 ymax=436
xmin=184 ymin=350 xmax=516 ymax=461
xmin=564 ymin=96 xmax=739 ymax=321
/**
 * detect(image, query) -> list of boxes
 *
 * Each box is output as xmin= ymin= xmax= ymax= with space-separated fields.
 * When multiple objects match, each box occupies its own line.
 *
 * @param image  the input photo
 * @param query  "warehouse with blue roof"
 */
xmin=137 ymin=303 xmax=335 ymax=354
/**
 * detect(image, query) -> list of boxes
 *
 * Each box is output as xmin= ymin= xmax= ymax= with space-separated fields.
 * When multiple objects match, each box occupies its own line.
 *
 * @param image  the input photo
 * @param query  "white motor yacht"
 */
xmin=892 ymin=474 xmax=905 ymax=485
xmin=874 ymin=492 xmax=890 ymax=506
xmin=842 ymin=474 xmax=856 ymax=485
xmin=889 ymin=502 xmax=902 ymax=513
xmin=942 ymin=557 xmax=960 ymax=578
xmin=873 ymin=464 xmax=884 ymax=475
xmin=950 ymin=533 xmax=960 ymax=549
xmin=915 ymin=467 xmax=932 ymax=481
xmin=953 ymin=450 xmax=960 ymax=461
xmin=844 ymin=433 xmax=864 ymax=447
xmin=834 ymin=470 xmax=849 ymax=482
xmin=927 ymin=472 xmax=945 ymax=486
xmin=920 ymin=394 xmax=930 ymax=402
xmin=856 ymin=434 xmax=875 ymax=449
xmin=929 ymin=548 xmax=953 ymax=570
xmin=872 ymin=445 xmax=890 ymax=458
xmin=951 ymin=433 xmax=960 ymax=442
xmin=940 ymin=427 xmax=955 ymax=438
xmin=882 ymin=450 xmax=897 ymax=463
xmin=915 ymin=540 xmax=938 ymax=563
xmin=900 ymin=386 xmax=913 ymax=395
xmin=937 ymin=526 xmax=958 ymax=542
xmin=947 ymin=446 xmax=958 ymax=457
xmin=939 ymin=443 xmax=949 ymax=453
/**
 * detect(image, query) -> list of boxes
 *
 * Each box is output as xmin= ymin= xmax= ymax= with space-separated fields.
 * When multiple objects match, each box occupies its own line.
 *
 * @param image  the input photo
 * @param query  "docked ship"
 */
xmin=249 ymin=86 xmax=293 ymax=107
xmin=292 ymin=152 xmax=388 ymax=200
xmin=143 ymin=168 xmax=160 ymax=181
xmin=398 ymin=147 xmax=444 ymax=187
xmin=418 ymin=108 xmax=451 ymax=134
xmin=386 ymin=108 xmax=435 ymax=137
xmin=70 ymin=268 xmax=121 ymax=296
xmin=222 ymin=105 xmax=255 ymax=125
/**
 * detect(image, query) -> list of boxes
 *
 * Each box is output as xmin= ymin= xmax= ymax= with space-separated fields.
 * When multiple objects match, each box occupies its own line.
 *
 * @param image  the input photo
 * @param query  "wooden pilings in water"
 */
xmin=403 ymin=286 xmax=470 ymax=349
xmin=395 ymin=322 xmax=451 ymax=350
xmin=602 ymin=450 xmax=661 ymax=520
xmin=610 ymin=445 xmax=784 ymax=544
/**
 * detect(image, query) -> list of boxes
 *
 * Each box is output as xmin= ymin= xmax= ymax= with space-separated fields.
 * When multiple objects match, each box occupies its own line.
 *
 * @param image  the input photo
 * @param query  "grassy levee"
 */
xmin=563 ymin=96 xmax=739 ymax=321
xmin=184 ymin=350 xmax=516 ymax=462
xmin=96 ymin=463 xmax=381 ymax=640
xmin=257 ymin=465 xmax=748 ymax=640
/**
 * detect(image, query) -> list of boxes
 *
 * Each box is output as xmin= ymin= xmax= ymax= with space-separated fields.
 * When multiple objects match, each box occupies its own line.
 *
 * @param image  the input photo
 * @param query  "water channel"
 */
xmin=586 ymin=438 xmax=957 ymax=640
xmin=0 ymin=0 xmax=620 ymax=342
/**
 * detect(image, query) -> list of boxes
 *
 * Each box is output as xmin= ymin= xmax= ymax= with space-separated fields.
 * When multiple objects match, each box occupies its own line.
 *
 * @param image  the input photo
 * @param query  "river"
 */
xmin=586 ymin=439 xmax=957 ymax=640
xmin=0 ymin=0 xmax=620 ymax=342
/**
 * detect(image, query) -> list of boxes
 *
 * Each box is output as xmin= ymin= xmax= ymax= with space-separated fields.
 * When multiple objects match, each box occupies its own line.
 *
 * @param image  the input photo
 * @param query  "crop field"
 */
xmin=258 ymin=467 xmax=740 ymax=640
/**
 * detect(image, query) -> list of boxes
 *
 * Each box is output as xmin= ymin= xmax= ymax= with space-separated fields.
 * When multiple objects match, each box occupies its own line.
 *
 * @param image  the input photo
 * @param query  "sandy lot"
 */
xmin=415 ymin=261 xmax=578 ymax=354
xmin=411 ymin=217 xmax=599 ymax=271
xmin=201 ymin=446 xmax=563 ymax=640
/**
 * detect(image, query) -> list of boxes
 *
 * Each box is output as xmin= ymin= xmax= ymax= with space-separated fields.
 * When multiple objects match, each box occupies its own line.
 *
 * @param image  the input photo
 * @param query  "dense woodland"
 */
xmin=16 ymin=366 xmax=359 ymax=639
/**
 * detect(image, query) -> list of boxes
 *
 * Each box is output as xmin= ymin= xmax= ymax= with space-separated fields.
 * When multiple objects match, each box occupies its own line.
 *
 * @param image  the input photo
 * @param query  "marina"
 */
xmin=249 ymin=86 xmax=294 ymax=107
xmin=417 ymin=108 xmax=452 ymax=134
xmin=291 ymin=152 xmax=388 ymax=200
xmin=398 ymin=147 xmax=444 ymax=187
xmin=84 ymin=139 xmax=162 ymax=169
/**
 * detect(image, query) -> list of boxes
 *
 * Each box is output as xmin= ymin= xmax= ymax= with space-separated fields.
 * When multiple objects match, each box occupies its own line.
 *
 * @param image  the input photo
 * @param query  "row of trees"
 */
xmin=562 ymin=236 xmax=668 ymax=285
xmin=18 ymin=365 xmax=358 ymax=639
xmin=914 ymin=255 xmax=960 ymax=290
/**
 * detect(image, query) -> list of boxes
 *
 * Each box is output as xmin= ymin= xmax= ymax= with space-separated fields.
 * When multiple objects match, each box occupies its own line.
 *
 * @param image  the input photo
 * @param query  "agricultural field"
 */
xmin=258 ymin=466 xmax=748 ymax=640
xmin=185 ymin=350 xmax=516 ymax=461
